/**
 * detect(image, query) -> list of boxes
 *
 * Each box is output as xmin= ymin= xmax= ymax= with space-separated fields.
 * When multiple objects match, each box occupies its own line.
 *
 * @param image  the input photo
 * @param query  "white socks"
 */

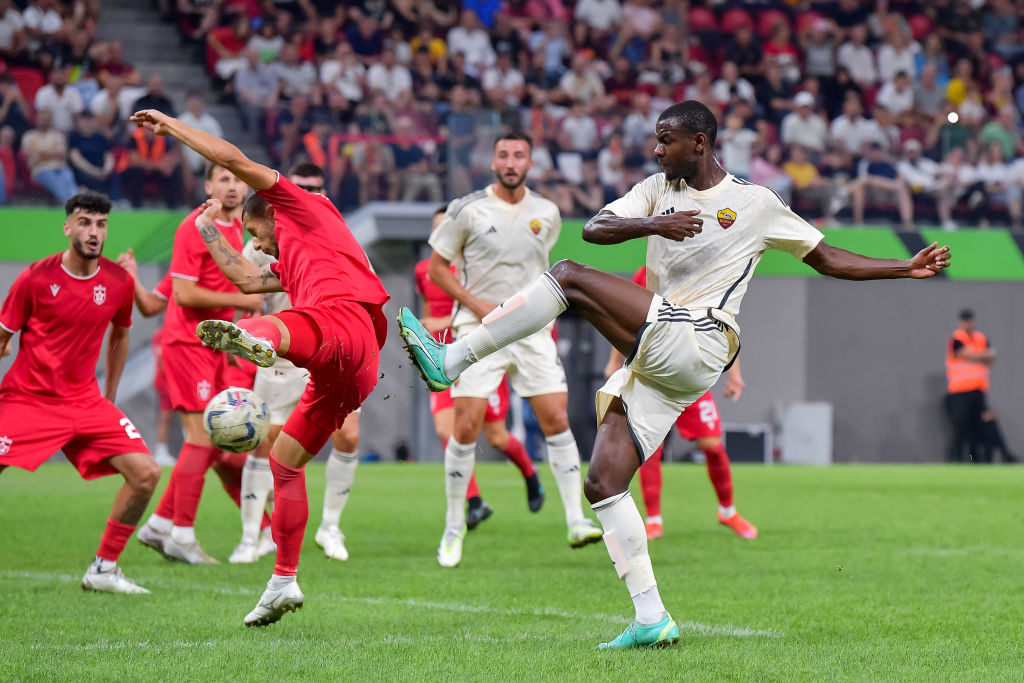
xmin=719 ymin=505 xmax=736 ymax=518
xmin=171 ymin=525 xmax=195 ymax=544
xmin=444 ymin=439 xmax=476 ymax=531
xmin=147 ymin=513 xmax=171 ymax=534
xmin=241 ymin=455 xmax=274 ymax=544
xmin=268 ymin=574 xmax=296 ymax=589
xmin=545 ymin=429 xmax=586 ymax=526
xmin=592 ymin=491 xmax=666 ymax=625
xmin=322 ymin=448 xmax=358 ymax=529
xmin=93 ymin=556 xmax=116 ymax=572
xmin=445 ymin=272 xmax=568 ymax=378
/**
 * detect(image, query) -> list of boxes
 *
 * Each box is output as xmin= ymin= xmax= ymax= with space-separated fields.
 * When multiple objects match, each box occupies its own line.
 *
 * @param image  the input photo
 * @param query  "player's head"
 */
xmin=288 ymin=162 xmax=326 ymax=195
xmin=491 ymin=132 xmax=533 ymax=191
xmin=205 ymin=163 xmax=247 ymax=210
xmin=432 ymin=204 xmax=448 ymax=231
xmin=63 ymin=191 xmax=111 ymax=260
xmin=654 ymin=101 xmax=718 ymax=181
xmin=242 ymin=194 xmax=278 ymax=258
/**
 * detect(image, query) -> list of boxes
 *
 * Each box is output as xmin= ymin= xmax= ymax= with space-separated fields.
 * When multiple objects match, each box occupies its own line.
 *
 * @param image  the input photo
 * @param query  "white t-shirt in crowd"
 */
xmin=34 ymin=85 xmax=84 ymax=133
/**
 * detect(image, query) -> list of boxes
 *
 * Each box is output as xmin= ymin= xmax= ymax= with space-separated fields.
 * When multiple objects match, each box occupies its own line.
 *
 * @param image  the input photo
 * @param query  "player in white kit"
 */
xmin=425 ymin=132 xmax=601 ymax=568
xmin=399 ymin=101 xmax=951 ymax=648
xmin=229 ymin=163 xmax=361 ymax=564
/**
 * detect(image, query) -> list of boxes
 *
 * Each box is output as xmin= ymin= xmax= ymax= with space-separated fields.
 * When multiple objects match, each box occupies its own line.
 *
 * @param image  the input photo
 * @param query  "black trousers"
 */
xmin=945 ymin=390 xmax=986 ymax=462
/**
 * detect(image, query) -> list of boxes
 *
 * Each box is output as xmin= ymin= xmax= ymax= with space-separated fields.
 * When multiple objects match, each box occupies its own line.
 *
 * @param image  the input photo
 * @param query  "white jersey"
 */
xmin=430 ymin=184 xmax=561 ymax=330
xmin=603 ymin=172 xmax=823 ymax=335
xmin=242 ymin=241 xmax=292 ymax=314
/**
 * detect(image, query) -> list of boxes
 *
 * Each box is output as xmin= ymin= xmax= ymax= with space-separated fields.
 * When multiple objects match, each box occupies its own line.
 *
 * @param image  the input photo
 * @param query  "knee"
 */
xmin=452 ymin=418 xmax=480 ymax=445
xmin=583 ymin=469 xmax=615 ymax=504
xmin=334 ymin=426 xmax=359 ymax=452
xmin=133 ymin=458 xmax=163 ymax=495
xmin=548 ymin=259 xmax=583 ymax=289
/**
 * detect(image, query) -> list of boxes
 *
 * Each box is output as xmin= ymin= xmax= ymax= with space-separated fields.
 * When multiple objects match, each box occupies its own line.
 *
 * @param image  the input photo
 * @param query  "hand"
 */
xmin=723 ymin=370 xmax=745 ymax=402
xmin=1 ymin=339 xmax=11 ymax=358
xmin=116 ymin=248 xmax=139 ymax=279
xmin=199 ymin=197 xmax=223 ymax=224
xmin=129 ymin=109 xmax=175 ymax=135
xmin=907 ymin=242 xmax=951 ymax=279
xmin=236 ymin=293 xmax=265 ymax=315
xmin=656 ymin=210 xmax=703 ymax=241
xmin=470 ymin=299 xmax=500 ymax=322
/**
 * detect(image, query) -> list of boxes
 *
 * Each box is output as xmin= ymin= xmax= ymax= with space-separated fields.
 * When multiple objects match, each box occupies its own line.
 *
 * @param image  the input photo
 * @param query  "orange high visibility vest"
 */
xmin=946 ymin=329 xmax=990 ymax=393
xmin=132 ymin=128 xmax=166 ymax=162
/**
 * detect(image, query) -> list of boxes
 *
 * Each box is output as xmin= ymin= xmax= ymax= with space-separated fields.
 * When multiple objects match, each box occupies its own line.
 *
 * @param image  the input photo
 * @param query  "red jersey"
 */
xmin=164 ymin=207 xmax=245 ymax=346
xmin=0 ymin=254 xmax=133 ymax=401
xmin=259 ymin=175 xmax=388 ymax=309
xmin=414 ymin=258 xmax=456 ymax=342
xmin=154 ymin=273 xmax=172 ymax=301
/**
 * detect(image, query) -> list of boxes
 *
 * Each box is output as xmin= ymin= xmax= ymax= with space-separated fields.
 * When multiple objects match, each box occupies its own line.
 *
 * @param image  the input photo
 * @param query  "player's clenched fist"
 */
xmin=656 ymin=209 xmax=703 ymax=241
xmin=199 ymin=197 xmax=223 ymax=222
xmin=129 ymin=109 xmax=174 ymax=135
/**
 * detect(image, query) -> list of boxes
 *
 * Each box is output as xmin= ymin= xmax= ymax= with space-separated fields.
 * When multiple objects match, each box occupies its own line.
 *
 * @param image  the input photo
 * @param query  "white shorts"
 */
xmin=253 ymin=360 xmax=311 ymax=426
xmin=450 ymin=322 xmax=567 ymax=399
xmin=596 ymin=295 xmax=738 ymax=461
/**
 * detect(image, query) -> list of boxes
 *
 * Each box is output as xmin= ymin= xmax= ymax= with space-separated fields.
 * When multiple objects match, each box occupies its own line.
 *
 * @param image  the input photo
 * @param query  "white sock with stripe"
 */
xmin=240 ymin=455 xmax=273 ymax=545
xmin=545 ymin=429 xmax=586 ymax=526
xmin=322 ymin=448 xmax=358 ymax=529
xmin=444 ymin=439 xmax=476 ymax=532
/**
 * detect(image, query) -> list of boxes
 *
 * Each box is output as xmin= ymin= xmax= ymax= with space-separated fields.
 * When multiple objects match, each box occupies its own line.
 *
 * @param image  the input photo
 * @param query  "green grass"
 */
xmin=2 ymin=463 xmax=1023 ymax=681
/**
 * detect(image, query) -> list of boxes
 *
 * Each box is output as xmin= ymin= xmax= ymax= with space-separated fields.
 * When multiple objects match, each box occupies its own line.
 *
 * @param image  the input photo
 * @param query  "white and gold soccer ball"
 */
xmin=203 ymin=387 xmax=270 ymax=453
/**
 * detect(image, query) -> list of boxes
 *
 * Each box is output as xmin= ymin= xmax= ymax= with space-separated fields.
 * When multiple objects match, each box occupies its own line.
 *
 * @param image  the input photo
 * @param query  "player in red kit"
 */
xmin=415 ymin=207 xmax=544 ymax=526
xmin=131 ymin=109 xmax=389 ymax=626
xmin=605 ymin=267 xmax=757 ymax=540
xmin=134 ymin=163 xmax=263 ymax=565
xmin=0 ymin=191 xmax=162 ymax=594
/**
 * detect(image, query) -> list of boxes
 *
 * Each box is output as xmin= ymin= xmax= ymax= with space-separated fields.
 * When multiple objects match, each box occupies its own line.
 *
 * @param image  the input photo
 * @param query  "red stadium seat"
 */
xmin=688 ymin=6 xmax=719 ymax=32
xmin=9 ymin=66 xmax=45 ymax=106
xmin=721 ymin=8 xmax=753 ymax=33
xmin=796 ymin=11 xmax=824 ymax=35
xmin=907 ymin=14 xmax=933 ymax=41
xmin=759 ymin=9 xmax=790 ymax=37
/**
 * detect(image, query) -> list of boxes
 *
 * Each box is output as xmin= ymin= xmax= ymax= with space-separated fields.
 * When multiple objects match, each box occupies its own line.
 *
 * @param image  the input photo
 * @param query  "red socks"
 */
xmin=502 ymin=436 xmax=535 ymax=478
xmin=153 ymin=470 xmax=177 ymax=519
xmin=639 ymin=445 xmax=663 ymax=517
xmin=238 ymin=316 xmax=282 ymax=350
xmin=269 ymin=454 xmax=308 ymax=577
xmin=466 ymin=472 xmax=481 ymax=501
xmin=96 ymin=517 xmax=136 ymax=562
xmin=273 ymin=310 xmax=321 ymax=365
xmin=173 ymin=443 xmax=220 ymax=527
xmin=703 ymin=443 xmax=734 ymax=508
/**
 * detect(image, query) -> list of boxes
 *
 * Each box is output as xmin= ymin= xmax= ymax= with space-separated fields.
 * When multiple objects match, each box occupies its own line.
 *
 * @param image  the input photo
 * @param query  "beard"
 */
xmin=72 ymin=237 xmax=103 ymax=260
xmin=495 ymin=170 xmax=526 ymax=191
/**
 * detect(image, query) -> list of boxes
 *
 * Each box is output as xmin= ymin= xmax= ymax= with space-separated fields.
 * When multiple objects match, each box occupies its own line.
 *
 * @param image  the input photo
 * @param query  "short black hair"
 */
xmin=434 ymin=203 xmax=448 ymax=217
xmin=65 ymin=190 xmax=111 ymax=216
xmin=288 ymin=162 xmax=324 ymax=179
xmin=959 ymin=308 xmax=975 ymax=320
xmin=494 ymin=131 xmax=532 ymax=149
xmin=242 ymin=193 xmax=271 ymax=221
xmin=205 ymin=162 xmax=229 ymax=180
xmin=658 ymin=100 xmax=719 ymax=145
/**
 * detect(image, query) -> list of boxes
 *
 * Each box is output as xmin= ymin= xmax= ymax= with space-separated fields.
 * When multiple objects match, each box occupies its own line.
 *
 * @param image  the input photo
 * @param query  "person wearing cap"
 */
xmin=945 ymin=310 xmax=995 ymax=462
xmin=780 ymin=91 xmax=827 ymax=152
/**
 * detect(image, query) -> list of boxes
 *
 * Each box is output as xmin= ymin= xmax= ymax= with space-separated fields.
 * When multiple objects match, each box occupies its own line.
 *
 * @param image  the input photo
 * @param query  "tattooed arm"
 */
xmin=194 ymin=198 xmax=285 ymax=295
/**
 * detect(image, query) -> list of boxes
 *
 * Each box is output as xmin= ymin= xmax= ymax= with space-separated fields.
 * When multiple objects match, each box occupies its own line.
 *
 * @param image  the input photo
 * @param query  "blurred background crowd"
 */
xmin=2 ymin=0 xmax=1024 ymax=229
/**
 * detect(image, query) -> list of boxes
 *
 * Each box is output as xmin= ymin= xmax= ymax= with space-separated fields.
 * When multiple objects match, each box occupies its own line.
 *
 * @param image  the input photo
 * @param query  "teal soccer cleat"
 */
xmin=597 ymin=616 xmax=680 ymax=650
xmin=396 ymin=307 xmax=454 ymax=392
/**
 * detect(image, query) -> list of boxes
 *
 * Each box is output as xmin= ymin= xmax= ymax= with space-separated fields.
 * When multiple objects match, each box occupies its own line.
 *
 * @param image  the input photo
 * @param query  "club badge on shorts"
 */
xmin=529 ymin=219 xmax=542 ymax=235
xmin=717 ymin=208 xmax=736 ymax=229
xmin=93 ymin=284 xmax=107 ymax=305
xmin=0 ymin=435 xmax=11 ymax=455
xmin=197 ymin=380 xmax=212 ymax=401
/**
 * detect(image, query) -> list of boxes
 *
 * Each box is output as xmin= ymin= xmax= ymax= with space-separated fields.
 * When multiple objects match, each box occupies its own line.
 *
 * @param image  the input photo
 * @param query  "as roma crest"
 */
xmin=529 ymin=219 xmax=542 ymax=235
xmin=93 ymin=284 xmax=107 ymax=305
xmin=717 ymin=208 xmax=736 ymax=229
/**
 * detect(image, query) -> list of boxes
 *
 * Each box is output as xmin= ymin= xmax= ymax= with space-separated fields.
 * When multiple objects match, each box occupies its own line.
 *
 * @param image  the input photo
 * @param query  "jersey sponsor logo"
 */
xmin=93 ymin=284 xmax=107 ymax=305
xmin=50 ymin=284 xmax=60 ymax=297
xmin=529 ymin=219 xmax=542 ymax=235
xmin=197 ymin=379 xmax=212 ymax=401
xmin=717 ymin=208 xmax=736 ymax=229
xmin=0 ymin=435 xmax=11 ymax=455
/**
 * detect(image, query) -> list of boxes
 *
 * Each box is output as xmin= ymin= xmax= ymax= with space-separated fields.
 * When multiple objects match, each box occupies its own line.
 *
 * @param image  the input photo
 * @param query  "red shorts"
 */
xmin=430 ymin=377 xmax=509 ymax=423
xmin=282 ymin=300 xmax=385 ymax=454
xmin=0 ymin=393 xmax=150 ymax=479
xmin=674 ymin=390 xmax=722 ymax=440
xmin=153 ymin=355 xmax=172 ymax=411
xmin=225 ymin=360 xmax=257 ymax=390
xmin=162 ymin=342 xmax=227 ymax=412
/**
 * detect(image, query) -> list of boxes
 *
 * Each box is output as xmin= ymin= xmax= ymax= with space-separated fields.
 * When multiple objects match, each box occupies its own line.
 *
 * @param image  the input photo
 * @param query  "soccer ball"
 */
xmin=203 ymin=387 xmax=270 ymax=453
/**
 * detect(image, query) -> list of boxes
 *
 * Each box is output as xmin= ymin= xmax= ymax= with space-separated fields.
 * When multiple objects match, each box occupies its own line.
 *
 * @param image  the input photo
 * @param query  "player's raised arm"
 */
xmin=116 ymin=249 xmax=168 ymax=317
xmin=195 ymin=198 xmax=284 ymax=294
xmin=803 ymin=241 xmax=951 ymax=281
xmin=129 ymin=109 xmax=277 ymax=190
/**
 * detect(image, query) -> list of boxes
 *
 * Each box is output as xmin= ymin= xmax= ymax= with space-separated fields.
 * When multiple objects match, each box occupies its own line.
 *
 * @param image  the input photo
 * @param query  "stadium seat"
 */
xmin=907 ymin=14 xmax=933 ymax=41
xmin=758 ymin=9 xmax=790 ymax=38
xmin=796 ymin=11 xmax=824 ymax=35
xmin=721 ymin=7 xmax=754 ymax=33
xmin=9 ymin=67 xmax=45 ymax=106
xmin=688 ymin=6 xmax=719 ymax=32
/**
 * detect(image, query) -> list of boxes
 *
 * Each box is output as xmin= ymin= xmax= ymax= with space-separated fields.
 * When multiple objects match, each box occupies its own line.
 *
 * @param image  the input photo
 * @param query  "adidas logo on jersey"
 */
xmin=486 ymin=226 xmax=498 ymax=234
xmin=660 ymin=207 xmax=676 ymax=216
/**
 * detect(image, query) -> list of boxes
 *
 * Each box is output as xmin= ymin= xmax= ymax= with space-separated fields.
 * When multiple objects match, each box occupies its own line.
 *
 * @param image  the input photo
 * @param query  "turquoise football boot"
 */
xmin=597 ymin=615 xmax=681 ymax=650
xmin=396 ymin=307 xmax=454 ymax=392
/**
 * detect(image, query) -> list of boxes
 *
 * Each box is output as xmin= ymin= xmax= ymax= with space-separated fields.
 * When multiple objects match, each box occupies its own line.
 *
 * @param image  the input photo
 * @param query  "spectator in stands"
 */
xmin=528 ymin=18 xmax=569 ymax=82
xmin=757 ymin=60 xmax=792 ymax=128
xmin=937 ymin=0 xmax=985 ymax=59
xmin=783 ymin=144 xmax=843 ymax=220
xmin=801 ymin=17 xmax=839 ymax=81
xmin=123 ymin=123 xmax=182 ymax=208
xmin=35 ymin=66 xmax=84 ymax=134
xmin=0 ymin=0 xmax=27 ymax=62
xmin=437 ymin=51 xmax=482 ymax=102
xmin=781 ymin=91 xmax=827 ymax=153
xmin=0 ymin=73 xmax=30 ymax=138
xmin=764 ymin=20 xmax=801 ymax=84
xmin=712 ymin=61 xmax=756 ymax=109
xmin=644 ymin=23 xmax=686 ymax=86
xmin=570 ymin=157 xmax=605 ymax=216
xmin=916 ymin=34 xmax=951 ymax=83
xmin=553 ymin=128 xmax=584 ymax=186
xmin=847 ymin=142 xmax=913 ymax=228
xmin=21 ymin=110 xmax=78 ymax=205
xmin=482 ymin=46 xmax=524 ymax=110
xmin=347 ymin=15 xmax=384 ymax=64
xmin=560 ymin=102 xmax=598 ymax=152
xmin=208 ymin=15 xmax=253 ymax=81
xmin=978 ymin=105 xmax=1021 ymax=162
xmin=388 ymin=116 xmax=441 ymax=202
xmin=984 ymin=0 xmax=1021 ymax=61
xmin=749 ymin=143 xmax=792 ymax=205
xmin=622 ymin=91 xmax=657 ymax=151
xmin=178 ymin=90 xmax=224 ymax=202
xmin=0 ymin=126 xmax=12 ymax=204
xmin=897 ymin=138 xmax=943 ymax=222
xmin=446 ymin=10 xmax=494 ymax=78
xmin=234 ymin=47 xmax=279 ymax=134
xmin=68 ymin=111 xmax=115 ymax=197
xmin=684 ymin=66 xmax=715 ymax=110
xmin=365 ymin=42 xmax=413 ymax=103
xmin=22 ymin=0 xmax=64 ymax=67
xmin=132 ymin=74 xmax=175 ymax=118
xmin=95 ymin=40 xmax=140 ymax=88
xmin=914 ymin=64 xmax=947 ymax=117
xmin=877 ymin=29 xmax=921 ymax=84
xmin=876 ymin=71 xmax=915 ymax=117
xmin=833 ymin=0 xmax=870 ymax=34
xmin=322 ymin=41 xmax=366 ymax=112
xmin=573 ymin=0 xmax=620 ymax=40
xmin=927 ymin=100 xmax=971 ymax=155
xmin=726 ymin=24 xmax=764 ymax=82
xmin=837 ymin=24 xmax=877 ymax=89
xmin=557 ymin=52 xmax=605 ymax=107
xmin=974 ymin=141 xmax=1022 ymax=229
xmin=829 ymin=93 xmax=884 ymax=155
xmin=489 ymin=12 xmax=525 ymax=67
xmin=596 ymin=130 xmax=626 ymax=200
xmin=719 ymin=112 xmax=757 ymax=179
xmin=936 ymin=145 xmax=980 ymax=229
xmin=271 ymin=43 xmax=318 ymax=101
xmin=604 ymin=56 xmax=637 ymax=109
xmin=250 ymin=16 xmax=285 ymax=63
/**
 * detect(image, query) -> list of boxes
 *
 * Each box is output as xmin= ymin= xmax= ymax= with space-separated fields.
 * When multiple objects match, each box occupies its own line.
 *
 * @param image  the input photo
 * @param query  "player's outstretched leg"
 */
xmin=196 ymin=319 xmax=277 ymax=368
xmin=701 ymin=440 xmax=758 ymax=539
xmin=640 ymin=447 xmax=664 ymax=540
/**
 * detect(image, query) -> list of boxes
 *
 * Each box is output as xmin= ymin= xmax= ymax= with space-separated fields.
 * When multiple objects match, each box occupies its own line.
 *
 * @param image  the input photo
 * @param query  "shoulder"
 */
xmin=526 ymin=188 xmax=560 ymax=216
xmin=447 ymin=188 xmax=488 ymax=220
xmin=22 ymin=253 xmax=61 ymax=282
xmin=176 ymin=207 xmax=204 ymax=233
xmin=99 ymin=257 xmax=132 ymax=286
xmin=728 ymin=175 xmax=789 ymax=208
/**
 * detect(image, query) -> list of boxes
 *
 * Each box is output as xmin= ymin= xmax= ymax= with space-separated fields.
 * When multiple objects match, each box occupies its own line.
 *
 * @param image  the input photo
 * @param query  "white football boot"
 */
xmin=436 ymin=526 xmax=466 ymax=568
xmin=163 ymin=537 xmax=220 ymax=564
xmin=229 ymin=540 xmax=260 ymax=564
xmin=244 ymin=579 xmax=304 ymax=627
xmin=82 ymin=563 xmax=150 ymax=594
xmin=314 ymin=525 xmax=349 ymax=561
xmin=257 ymin=526 xmax=277 ymax=557
xmin=137 ymin=523 xmax=171 ymax=559
xmin=567 ymin=519 xmax=604 ymax=549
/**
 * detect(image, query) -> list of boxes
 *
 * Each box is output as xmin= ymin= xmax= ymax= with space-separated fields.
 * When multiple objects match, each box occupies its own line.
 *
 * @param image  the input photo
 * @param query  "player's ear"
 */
xmin=62 ymin=219 xmax=72 ymax=238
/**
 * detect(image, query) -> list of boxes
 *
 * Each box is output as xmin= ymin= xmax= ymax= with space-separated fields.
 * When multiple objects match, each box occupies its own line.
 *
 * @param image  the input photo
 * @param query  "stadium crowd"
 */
xmin=1 ymin=0 xmax=1024 ymax=228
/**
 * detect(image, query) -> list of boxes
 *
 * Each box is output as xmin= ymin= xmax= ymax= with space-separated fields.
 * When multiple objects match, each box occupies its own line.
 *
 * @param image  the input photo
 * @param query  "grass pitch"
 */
xmin=2 ymin=462 xmax=1023 ymax=681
